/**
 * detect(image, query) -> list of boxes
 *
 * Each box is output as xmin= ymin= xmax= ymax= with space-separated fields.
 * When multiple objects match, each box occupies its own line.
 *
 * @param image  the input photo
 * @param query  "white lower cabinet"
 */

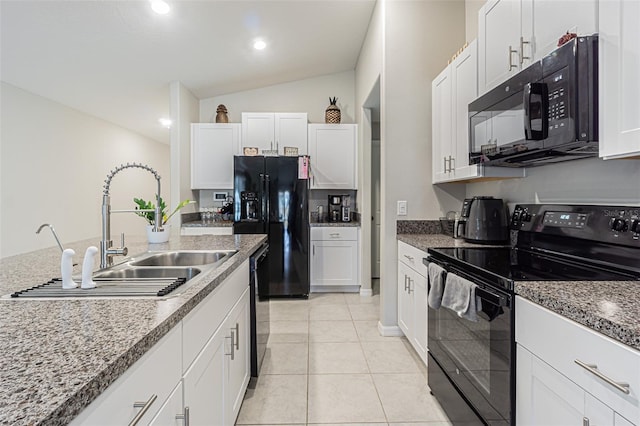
xmin=71 ymin=260 xmax=251 ymax=426
xmin=516 ymin=296 xmax=639 ymax=425
xmin=397 ymin=241 xmax=427 ymax=364
xmin=310 ymin=227 xmax=359 ymax=292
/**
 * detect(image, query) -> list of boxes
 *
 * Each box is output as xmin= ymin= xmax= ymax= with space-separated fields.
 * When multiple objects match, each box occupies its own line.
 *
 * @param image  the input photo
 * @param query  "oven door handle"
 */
xmin=476 ymin=286 xmax=507 ymax=308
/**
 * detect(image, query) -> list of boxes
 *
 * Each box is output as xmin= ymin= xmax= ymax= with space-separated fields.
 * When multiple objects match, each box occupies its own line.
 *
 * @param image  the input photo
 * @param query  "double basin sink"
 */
xmin=9 ymin=250 xmax=237 ymax=299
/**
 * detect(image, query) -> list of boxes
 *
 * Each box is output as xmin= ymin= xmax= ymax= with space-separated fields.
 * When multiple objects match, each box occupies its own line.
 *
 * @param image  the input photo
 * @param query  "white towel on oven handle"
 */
xmin=441 ymin=272 xmax=480 ymax=322
xmin=427 ymin=262 xmax=446 ymax=309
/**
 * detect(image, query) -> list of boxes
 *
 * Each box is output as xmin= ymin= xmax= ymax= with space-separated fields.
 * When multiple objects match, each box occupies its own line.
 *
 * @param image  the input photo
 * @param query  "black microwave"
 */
xmin=469 ymin=35 xmax=598 ymax=167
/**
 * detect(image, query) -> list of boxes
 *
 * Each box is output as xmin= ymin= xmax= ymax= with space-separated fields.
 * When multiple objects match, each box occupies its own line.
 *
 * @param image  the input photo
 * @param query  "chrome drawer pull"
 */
xmin=574 ymin=359 xmax=630 ymax=394
xmin=330 ymin=233 xmax=340 ymax=238
xmin=403 ymin=254 xmax=414 ymax=262
xmin=129 ymin=394 xmax=157 ymax=426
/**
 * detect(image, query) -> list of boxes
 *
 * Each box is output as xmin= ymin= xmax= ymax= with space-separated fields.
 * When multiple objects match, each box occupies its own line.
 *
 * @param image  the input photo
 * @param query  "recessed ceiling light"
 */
xmin=253 ymin=40 xmax=267 ymax=50
xmin=150 ymin=0 xmax=170 ymax=15
xmin=159 ymin=118 xmax=172 ymax=128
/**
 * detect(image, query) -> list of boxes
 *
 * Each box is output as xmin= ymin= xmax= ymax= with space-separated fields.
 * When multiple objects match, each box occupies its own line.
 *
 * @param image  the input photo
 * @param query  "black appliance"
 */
xmin=328 ymin=195 xmax=343 ymax=222
xmin=455 ymin=196 xmax=509 ymax=244
xmin=234 ymin=156 xmax=310 ymax=297
xmin=249 ymin=242 xmax=269 ymax=379
xmin=469 ymin=35 xmax=598 ymax=167
xmin=426 ymin=204 xmax=640 ymax=426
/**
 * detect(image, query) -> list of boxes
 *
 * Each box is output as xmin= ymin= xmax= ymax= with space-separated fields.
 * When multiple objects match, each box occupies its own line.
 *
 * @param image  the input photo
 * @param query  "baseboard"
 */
xmin=359 ymin=288 xmax=373 ymax=297
xmin=310 ymin=285 xmax=360 ymax=293
xmin=377 ymin=321 xmax=404 ymax=337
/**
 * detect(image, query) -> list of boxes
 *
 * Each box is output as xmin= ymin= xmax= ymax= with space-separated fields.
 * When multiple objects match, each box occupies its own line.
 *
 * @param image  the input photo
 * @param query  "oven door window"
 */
xmin=428 ymin=290 xmax=512 ymax=423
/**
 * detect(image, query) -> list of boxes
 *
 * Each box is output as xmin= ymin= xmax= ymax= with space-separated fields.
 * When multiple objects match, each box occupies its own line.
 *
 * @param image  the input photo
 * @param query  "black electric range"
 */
xmin=425 ymin=204 xmax=640 ymax=426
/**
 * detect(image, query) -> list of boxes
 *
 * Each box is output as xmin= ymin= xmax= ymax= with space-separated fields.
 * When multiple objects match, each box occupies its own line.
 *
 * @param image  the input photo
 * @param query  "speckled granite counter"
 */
xmin=515 ymin=281 xmax=640 ymax=351
xmin=182 ymin=220 xmax=233 ymax=228
xmin=0 ymin=233 xmax=266 ymax=426
xmin=398 ymin=233 xmax=640 ymax=352
xmin=310 ymin=220 xmax=360 ymax=228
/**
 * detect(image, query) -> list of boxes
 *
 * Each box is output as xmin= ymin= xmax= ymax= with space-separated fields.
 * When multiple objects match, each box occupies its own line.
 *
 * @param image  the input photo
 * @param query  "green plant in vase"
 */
xmin=134 ymin=197 xmax=190 ymax=225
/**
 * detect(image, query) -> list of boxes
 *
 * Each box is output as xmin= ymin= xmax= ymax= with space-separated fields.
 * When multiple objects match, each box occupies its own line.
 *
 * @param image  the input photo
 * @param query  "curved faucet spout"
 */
xmin=100 ymin=162 xmax=162 ymax=269
xmin=36 ymin=223 xmax=64 ymax=253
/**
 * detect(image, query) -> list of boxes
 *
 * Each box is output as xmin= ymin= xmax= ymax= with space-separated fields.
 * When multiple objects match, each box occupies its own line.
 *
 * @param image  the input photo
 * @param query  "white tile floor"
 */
xmin=236 ymin=290 xmax=452 ymax=426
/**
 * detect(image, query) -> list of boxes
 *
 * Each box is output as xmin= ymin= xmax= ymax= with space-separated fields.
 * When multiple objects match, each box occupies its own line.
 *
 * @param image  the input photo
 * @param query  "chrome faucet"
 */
xmin=36 ymin=223 xmax=65 ymax=252
xmin=100 ymin=162 xmax=162 ymax=269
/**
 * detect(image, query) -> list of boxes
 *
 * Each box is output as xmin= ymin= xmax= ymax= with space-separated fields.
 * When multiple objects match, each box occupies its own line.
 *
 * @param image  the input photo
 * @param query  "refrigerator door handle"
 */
xmin=264 ymin=173 xmax=270 ymax=228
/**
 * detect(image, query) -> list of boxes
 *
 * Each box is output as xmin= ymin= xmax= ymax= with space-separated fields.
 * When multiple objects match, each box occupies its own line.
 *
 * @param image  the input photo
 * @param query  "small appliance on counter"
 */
xmin=454 ymin=196 xmax=509 ymax=244
xmin=328 ymin=195 xmax=343 ymax=222
xmin=341 ymin=195 xmax=351 ymax=222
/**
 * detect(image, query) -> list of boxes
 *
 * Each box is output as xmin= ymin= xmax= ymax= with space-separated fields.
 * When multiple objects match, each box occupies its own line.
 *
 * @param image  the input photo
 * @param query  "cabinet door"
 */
xmin=411 ymin=270 xmax=428 ymax=363
xmin=517 ymin=345 xmax=585 ymax=426
xmin=310 ymin=239 xmax=358 ymax=286
xmin=242 ymin=113 xmax=275 ymax=152
xmin=478 ymin=0 xmax=522 ymax=94
xmin=148 ymin=382 xmax=184 ymax=426
xmin=431 ymin=66 xmax=453 ymax=183
xmin=521 ymin=0 xmax=598 ymax=63
xmin=451 ymin=40 xmax=477 ymax=173
xmin=183 ymin=324 xmax=227 ymax=426
xmin=225 ymin=288 xmax=251 ymax=426
xmin=274 ymin=113 xmax=308 ymax=155
xmin=396 ymin=262 xmax=413 ymax=338
xmin=308 ymin=124 xmax=357 ymax=189
xmin=599 ymin=0 xmax=640 ymax=159
xmin=191 ymin=123 xmax=241 ymax=189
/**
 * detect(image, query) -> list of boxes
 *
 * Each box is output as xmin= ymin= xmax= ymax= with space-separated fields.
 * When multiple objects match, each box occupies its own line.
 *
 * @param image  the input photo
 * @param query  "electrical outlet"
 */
xmin=397 ymin=200 xmax=407 ymax=216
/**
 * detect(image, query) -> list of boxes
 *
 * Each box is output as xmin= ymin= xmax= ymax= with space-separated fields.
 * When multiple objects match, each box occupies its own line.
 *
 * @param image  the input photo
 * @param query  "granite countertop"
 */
xmin=0 ymin=233 xmax=266 ymax=426
xmin=182 ymin=220 xmax=233 ymax=228
xmin=398 ymin=233 xmax=640 ymax=352
xmin=310 ymin=220 xmax=360 ymax=228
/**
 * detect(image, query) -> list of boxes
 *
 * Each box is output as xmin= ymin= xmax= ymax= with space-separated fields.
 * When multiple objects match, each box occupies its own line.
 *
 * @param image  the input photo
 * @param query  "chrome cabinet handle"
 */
xmin=176 ymin=406 xmax=190 ymax=426
xmin=408 ymin=278 xmax=413 ymax=294
xmin=403 ymin=275 xmax=408 ymax=292
xmin=226 ymin=332 xmax=235 ymax=360
xmin=128 ymin=394 xmax=157 ymax=426
xmin=404 ymin=254 xmax=414 ymax=262
xmin=313 ymin=244 xmax=315 ymax=256
xmin=330 ymin=233 xmax=340 ymax=238
xmin=508 ymin=45 xmax=518 ymax=70
xmin=443 ymin=157 xmax=448 ymax=172
xmin=583 ymin=417 xmax=589 ymax=426
xmin=574 ymin=359 xmax=630 ymax=394
xmin=449 ymin=155 xmax=455 ymax=170
xmin=519 ymin=36 xmax=530 ymax=65
xmin=234 ymin=322 xmax=240 ymax=350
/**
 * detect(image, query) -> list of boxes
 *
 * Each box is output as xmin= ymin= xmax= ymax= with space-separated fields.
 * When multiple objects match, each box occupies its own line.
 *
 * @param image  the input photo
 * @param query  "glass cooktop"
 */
xmin=427 ymin=247 xmax=638 ymax=292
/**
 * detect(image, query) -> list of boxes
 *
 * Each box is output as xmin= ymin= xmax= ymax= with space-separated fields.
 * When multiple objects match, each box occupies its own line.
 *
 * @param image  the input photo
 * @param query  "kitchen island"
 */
xmin=0 ymin=233 xmax=266 ymax=425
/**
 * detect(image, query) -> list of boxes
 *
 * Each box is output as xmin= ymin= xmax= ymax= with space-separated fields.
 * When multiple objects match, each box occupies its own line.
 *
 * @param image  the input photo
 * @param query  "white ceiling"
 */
xmin=1 ymin=0 xmax=375 ymax=144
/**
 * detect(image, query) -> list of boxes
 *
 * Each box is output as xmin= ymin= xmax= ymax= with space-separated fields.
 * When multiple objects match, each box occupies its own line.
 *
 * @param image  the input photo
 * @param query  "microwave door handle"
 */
xmin=524 ymin=82 xmax=549 ymax=140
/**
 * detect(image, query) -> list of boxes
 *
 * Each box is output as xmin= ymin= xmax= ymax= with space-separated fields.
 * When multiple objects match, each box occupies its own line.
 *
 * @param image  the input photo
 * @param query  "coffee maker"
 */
xmin=341 ymin=195 xmax=351 ymax=222
xmin=328 ymin=195 xmax=343 ymax=222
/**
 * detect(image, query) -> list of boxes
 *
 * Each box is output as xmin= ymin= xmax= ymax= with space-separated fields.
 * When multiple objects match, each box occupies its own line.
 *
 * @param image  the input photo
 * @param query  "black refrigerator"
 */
xmin=233 ymin=156 xmax=310 ymax=297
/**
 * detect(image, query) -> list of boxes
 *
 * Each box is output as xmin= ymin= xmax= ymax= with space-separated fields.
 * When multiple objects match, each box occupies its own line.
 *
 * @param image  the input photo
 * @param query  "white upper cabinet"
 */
xmin=479 ymin=0 xmax=598 ymax=95
xmin=478 ymin=0 xmax=522 ymax=94
xmin=191 ymin=123 xmax=241 ymax=189
xmin=241 ymin=112 xmax=308 ymax=155
xmin=599 ymin=0 xmax=640 ymax=159
xmin=432 ymin=40 xmax=524 ymax=183
xmin=308 ymin=124 xmax=357 ymax=190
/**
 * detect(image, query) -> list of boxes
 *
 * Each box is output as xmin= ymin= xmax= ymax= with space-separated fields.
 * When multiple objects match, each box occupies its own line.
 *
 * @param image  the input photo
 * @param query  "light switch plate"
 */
xmin=397 ymin=200 xmax=407 ymax=216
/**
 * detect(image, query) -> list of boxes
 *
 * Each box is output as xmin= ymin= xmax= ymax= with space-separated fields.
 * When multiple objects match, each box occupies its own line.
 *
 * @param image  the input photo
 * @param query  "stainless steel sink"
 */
xmin=94 ymin=267 xmax=201 ymax=280
xmin=8 ymin=250 xmax=237 ymax=299
xmin=129 ymin=250 xmax=237 ymax=267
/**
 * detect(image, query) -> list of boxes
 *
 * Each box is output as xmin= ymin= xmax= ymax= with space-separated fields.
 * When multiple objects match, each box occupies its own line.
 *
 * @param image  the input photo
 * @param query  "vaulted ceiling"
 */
xmin=1 ymin=0 xmax=376 ymax=143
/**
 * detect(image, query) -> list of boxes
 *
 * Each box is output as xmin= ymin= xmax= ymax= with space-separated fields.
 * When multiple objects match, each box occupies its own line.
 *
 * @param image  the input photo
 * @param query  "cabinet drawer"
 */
xmin=182 ymin=260 xmax=249 ymax=372
xmin=311 ymin=226 xmax=358 ymax=241
xmin=398 ymin=241 xmax=427 ymax=277
xmin=70 ymin=325 xmax=182 ymax=425
xmin=516 ymin=297 xmax=640 ymax=423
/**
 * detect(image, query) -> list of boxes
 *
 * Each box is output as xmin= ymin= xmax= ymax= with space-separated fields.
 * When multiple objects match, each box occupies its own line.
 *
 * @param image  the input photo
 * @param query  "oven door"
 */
xmin=427 ymin=264 xmax=513 ymax=426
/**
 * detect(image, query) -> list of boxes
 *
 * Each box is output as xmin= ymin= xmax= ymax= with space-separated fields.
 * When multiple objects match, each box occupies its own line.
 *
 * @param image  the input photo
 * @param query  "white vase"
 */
xmin=146 ymin=224 xmax=170 ymax=244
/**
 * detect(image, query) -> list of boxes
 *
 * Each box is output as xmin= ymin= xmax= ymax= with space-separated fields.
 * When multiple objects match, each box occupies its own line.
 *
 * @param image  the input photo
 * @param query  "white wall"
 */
xmin=467 ymin=158 xmax=640 ymax=206
xmin=170 ymin=81 xmax=199 ymax=230
xmin=0 ymin=82 xmax=171 ymax=258
xmin=465 ymin=0 xmax=484 ymax=43
xmin=199 ymin=71 xmax=356 ymax=124
xmin=376 ymin=0 xmax=466 ymax=329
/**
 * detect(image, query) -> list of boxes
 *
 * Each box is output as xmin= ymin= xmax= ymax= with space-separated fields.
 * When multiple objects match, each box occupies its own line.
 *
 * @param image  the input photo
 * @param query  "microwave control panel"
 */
xmin=545 ymin=69 xmax=570 ymax=131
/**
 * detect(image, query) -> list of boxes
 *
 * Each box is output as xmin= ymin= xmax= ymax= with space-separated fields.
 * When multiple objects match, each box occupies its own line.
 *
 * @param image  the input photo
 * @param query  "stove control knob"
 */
xmin=631 ymin=219 xmax=640 ymax=234
xmin=611 ymin=217 xmax=629 ymax=232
